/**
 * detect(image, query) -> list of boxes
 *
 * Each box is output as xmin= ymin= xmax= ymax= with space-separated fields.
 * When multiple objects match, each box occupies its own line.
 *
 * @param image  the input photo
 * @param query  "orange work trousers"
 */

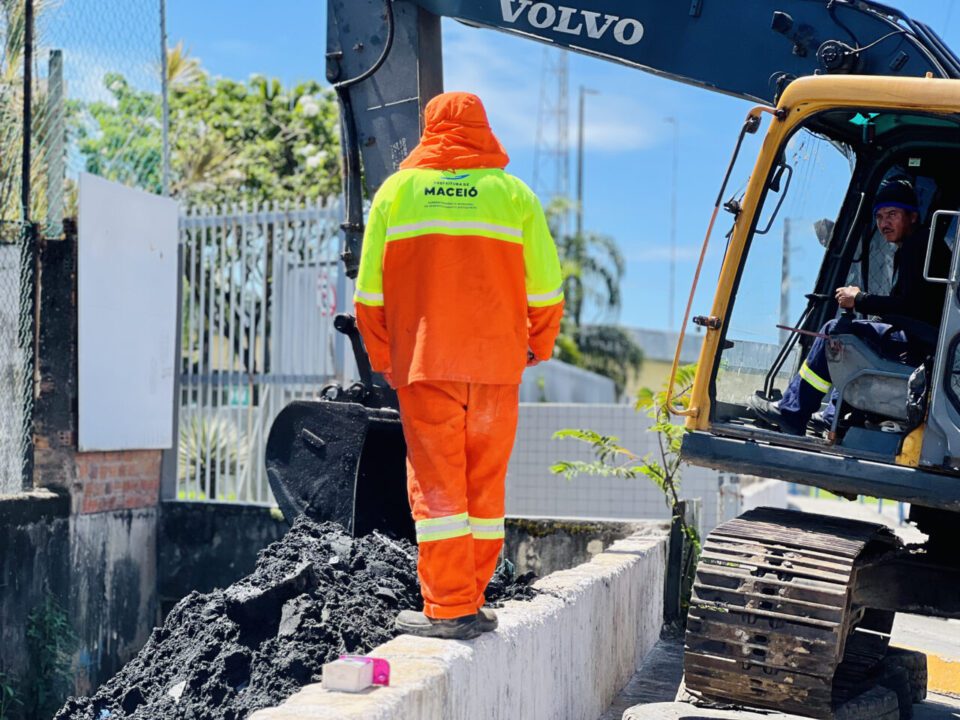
xmin=396 ymin=381 xmax=519 ymax=619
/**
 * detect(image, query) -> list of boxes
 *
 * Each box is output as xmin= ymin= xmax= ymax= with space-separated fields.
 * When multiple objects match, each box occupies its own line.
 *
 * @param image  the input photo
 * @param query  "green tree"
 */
xmin=71 ymin=46 xmax=342 ymax=206
xmin=0 ymin=0 xmax=59 ymax=238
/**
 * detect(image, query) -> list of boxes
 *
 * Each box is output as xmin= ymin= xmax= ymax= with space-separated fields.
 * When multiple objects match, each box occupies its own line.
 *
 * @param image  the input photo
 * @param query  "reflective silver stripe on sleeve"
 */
xmin=527 ymin=287 xmax=564 ymax=302
xmin=355 ymin=289 xmax=384 ymax=302
xmin=386 ymin=220 xmax=522 ymax=238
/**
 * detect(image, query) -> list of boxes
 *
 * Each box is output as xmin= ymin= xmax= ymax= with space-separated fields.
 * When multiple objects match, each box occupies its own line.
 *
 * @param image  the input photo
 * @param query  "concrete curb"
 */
xmin=251 ymin=531 xmax=667 ymax=720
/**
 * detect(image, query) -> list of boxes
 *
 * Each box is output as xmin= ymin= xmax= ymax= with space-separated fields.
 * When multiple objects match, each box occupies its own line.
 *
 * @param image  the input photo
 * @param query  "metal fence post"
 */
xmin=45 ymin=49 xmax=65 ymax=240
xmin=160 ymin=241 xmax=183 ymax=500
xmin=19 ymin=0 xmax=36 ymax=490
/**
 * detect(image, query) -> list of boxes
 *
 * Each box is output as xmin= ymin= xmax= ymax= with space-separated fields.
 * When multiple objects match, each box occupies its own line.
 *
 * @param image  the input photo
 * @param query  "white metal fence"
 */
xmin=176 ymin=199 xmax=347 ymax=505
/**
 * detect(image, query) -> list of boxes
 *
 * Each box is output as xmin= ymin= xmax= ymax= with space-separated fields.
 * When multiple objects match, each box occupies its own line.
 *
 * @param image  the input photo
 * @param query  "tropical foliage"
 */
xmin=0 ymin=0 xmax=60 ymax=240
xmin=178 ymin=413 xmax=248 ymax=501
xmin=71 ymin=45 xmax=342 ymax=206
xmin=552 ymin=364 xmax=701 ymax=611
xmin=546 ymin=198 xmax=643 ymax=394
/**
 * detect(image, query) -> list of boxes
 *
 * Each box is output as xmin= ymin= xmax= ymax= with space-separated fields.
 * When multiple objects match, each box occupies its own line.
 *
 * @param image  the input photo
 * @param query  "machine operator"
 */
xmin=750 ymin=176 xmax=950 ymax=435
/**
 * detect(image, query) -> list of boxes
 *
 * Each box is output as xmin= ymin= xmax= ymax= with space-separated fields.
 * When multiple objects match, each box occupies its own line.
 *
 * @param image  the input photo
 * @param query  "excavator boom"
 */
xmin=329 ymin=0 xmax=960 ymax=269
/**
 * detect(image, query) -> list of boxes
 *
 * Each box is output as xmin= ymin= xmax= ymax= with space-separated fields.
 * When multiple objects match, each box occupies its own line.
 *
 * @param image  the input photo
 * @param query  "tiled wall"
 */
xmin=507 ymin=404 xmax=735 ymax=531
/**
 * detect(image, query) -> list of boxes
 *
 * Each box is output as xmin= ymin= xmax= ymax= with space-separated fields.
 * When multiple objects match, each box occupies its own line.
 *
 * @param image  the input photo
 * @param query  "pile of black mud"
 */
xmin=55 ymin=518 xmax=537 ymax=720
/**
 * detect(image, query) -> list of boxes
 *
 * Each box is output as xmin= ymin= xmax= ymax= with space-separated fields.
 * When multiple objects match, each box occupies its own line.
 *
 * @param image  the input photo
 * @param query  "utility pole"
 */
xmin=781 ymin=218 xmax=791 ymax=345
xmin=576 ymin=86 xmax=598 ymax=240
xmin=665 ymin=117 xmax=679 ymax=331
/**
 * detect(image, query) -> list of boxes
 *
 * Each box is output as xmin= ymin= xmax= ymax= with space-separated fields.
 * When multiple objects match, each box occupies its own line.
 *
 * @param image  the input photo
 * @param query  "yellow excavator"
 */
xmin=265 ymin=2 xmax=960 ymax=716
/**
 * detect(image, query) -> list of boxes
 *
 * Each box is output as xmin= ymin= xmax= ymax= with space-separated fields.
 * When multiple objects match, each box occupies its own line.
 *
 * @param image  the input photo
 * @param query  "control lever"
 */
xmin=332 ymin=313 xmax=398 ymax=409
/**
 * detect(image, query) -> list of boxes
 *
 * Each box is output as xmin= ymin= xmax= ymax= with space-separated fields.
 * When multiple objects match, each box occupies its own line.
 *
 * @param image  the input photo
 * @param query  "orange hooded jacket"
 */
xmin=353 ymin=92 xmax=564 ymax=387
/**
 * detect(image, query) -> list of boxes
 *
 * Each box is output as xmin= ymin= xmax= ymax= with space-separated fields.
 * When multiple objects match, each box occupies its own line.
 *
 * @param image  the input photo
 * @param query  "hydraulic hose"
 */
xmin=332 ymin=0 xmax=397 ymax=278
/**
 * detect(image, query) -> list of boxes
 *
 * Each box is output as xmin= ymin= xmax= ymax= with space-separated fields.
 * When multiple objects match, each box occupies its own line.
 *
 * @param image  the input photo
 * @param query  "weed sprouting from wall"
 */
xmin=25 ymin=593 xmax=76 ymax=720
xmin=0 ymin=670 xmax=23 ymax=720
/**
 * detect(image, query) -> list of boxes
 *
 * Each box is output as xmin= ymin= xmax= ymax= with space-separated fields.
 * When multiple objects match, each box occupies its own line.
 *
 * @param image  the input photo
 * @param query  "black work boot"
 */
xmin=395 ymin=610 xmax=481 ymax=640
xmin=747 ymin=394 xmax=806 ymax=436
xmin=476 ymin=607 xmax=498 ymax=633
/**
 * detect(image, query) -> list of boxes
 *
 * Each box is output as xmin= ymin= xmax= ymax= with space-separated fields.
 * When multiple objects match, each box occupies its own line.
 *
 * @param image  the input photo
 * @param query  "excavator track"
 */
xmin=684 ymin=507 xmax=900 ymax=719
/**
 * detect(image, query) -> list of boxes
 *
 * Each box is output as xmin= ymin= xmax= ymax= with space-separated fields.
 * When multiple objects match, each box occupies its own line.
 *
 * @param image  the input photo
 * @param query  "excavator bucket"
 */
xmin=265 ymin=399 xmax=414 ymax=542
xmin=264 ymin=315 xmax=415 ymax=543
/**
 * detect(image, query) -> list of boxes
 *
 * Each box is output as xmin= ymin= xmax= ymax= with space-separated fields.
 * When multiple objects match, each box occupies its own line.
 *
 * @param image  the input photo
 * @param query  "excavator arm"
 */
xmin=328 ymin=0 xmax=960 ymax=276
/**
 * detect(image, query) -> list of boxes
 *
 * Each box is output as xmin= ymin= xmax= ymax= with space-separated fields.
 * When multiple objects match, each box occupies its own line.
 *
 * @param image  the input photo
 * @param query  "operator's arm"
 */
xmin=853 ymin=234 xmax=944 ymax=322
xmin=853 ymin=291 xmax=905 ymax=317
xmin=522 ymin=193 xmax=564 ymax=361
xmin=354 ymin=190 xmax=391 ymax=373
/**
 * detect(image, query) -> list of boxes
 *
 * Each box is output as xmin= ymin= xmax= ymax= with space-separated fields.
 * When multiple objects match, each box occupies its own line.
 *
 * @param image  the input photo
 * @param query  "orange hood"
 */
xmin=400 ymin=92 xmax=510 ymax=171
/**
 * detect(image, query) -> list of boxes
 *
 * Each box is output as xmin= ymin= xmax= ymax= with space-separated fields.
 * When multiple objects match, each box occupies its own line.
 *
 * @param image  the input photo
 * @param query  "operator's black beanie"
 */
xmin=873 ymin=177 xmax=919 ymax=215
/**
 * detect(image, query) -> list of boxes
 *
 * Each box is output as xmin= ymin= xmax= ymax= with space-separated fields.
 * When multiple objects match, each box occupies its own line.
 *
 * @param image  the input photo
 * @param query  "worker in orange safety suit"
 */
xmin=353 ymin=92 xmax=564 ymax=640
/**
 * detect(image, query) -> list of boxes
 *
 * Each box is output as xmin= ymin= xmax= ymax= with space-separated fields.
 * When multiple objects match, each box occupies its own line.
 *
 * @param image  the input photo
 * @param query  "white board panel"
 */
xmin=78 ymin=173 xmax=178 ymax=451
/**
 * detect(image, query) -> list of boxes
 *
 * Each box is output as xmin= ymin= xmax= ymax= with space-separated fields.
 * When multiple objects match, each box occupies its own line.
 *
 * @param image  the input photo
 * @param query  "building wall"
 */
xmin=158 ymin=502 xmax=288 ymax=616
xmin=507 ymin=403 xmax=740 ymax=532
xmin=520 ymin=360 xmax=617 ymax=403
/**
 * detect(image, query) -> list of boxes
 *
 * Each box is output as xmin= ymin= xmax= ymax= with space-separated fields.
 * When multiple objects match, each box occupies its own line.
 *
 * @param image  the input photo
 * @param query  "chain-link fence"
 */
xmin=0 ymin=0 xmax=164 ymax=494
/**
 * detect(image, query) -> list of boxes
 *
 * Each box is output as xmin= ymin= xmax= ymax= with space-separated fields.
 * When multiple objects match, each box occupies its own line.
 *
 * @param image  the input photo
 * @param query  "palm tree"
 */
xmin=166 ymin=41 xmax=203 ymax=88
xmin=545 ymin=197 xmax=643 ymax=396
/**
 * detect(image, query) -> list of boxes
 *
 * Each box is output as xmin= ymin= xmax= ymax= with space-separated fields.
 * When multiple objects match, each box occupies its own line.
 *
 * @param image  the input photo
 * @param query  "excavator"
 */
xmin=264 ymin=1 xmax=960 ymax=717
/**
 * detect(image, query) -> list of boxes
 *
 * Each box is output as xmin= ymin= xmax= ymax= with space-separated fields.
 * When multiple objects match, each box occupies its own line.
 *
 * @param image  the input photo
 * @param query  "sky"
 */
xmin=166 ymin=0 xmax=960 ymax=334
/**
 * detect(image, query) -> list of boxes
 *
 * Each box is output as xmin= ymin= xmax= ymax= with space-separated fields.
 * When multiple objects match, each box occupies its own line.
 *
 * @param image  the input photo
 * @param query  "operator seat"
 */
xmin=824 ymin=315 xmax=936 ymax=424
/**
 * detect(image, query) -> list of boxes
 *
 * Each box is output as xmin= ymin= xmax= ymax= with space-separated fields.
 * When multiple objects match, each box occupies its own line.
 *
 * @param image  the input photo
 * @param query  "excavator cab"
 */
xmin=681 ymin=77 xmax=960 ymax=509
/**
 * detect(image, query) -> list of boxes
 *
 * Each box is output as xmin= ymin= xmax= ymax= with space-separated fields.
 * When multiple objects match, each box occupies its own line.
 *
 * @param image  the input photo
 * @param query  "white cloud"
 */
xmin=442 ymin=23 xmax=660 ymax=152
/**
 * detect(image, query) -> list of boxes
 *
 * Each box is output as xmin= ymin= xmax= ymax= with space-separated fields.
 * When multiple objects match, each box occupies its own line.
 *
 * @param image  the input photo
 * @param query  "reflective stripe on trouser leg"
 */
xmin=416 ymin=513 xmax=470 ymax=543
xmin=465 ymin=383 xmax=519 ymax=609
xmin=469 ymin=516 xmax=505 ymax=540
xmin=798 ymin=361 xmax=831 ymax=393
xmin=397 ymin=381 xmax=480 ymax=619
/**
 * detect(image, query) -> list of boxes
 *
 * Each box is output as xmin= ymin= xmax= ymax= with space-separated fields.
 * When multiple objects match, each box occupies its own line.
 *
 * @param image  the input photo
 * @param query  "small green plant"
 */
xmin=178 ymin=413 xmax=248 ymax=500
xmin=0 ymin=670 xmax=22 ymax=720
xmin=536 ymin=376 xmax=548 ymax=403
xmin=552 ymin=364 xmax=702 ymax=617
xmin=25 ymin=593 xmax=76 ymax=720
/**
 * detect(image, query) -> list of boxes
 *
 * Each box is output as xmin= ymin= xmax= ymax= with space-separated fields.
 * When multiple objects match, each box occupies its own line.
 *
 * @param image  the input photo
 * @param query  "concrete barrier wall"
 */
xmin=252 ymin=530 xmax=668 ymax=720
xmin=159 ymin=501 xmax=288 ymax=616
xmin=740 ymin=478 xmax=789 ymax=513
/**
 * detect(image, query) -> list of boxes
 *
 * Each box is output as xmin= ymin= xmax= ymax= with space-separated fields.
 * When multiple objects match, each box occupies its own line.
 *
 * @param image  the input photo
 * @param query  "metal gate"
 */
xmin=177 ymin=199 xmax=348 ymax=504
